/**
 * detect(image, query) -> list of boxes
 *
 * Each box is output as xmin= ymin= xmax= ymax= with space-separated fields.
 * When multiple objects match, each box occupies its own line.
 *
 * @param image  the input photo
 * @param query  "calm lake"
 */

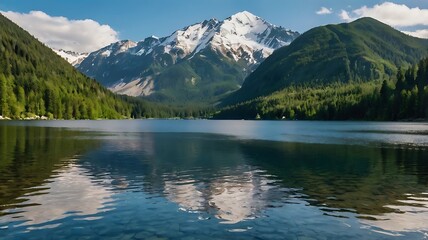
xmin=0 ymin=120 xmax=427 ymax=240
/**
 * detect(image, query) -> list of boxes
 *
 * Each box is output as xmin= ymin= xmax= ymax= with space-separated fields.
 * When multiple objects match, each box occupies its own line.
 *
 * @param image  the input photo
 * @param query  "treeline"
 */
xmin=378 ymin=58 xmax=428 ymax=120
xmin=216 ymin=58 xmax=428 ymax=120
xmin=215 ymin=82 xmax=379 ymax=120
xmin=121 ymin=95 xmax=214 ymax=119
xmin=0 ymin=73 xmax=133 ymax=119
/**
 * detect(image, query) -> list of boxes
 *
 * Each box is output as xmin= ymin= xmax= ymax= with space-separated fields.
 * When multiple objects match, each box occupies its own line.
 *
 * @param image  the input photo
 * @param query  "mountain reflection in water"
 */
xmin=1 ymin=164 xmax=114 ymax=229
xmin=0 ymin=122 xmax=427 ymax=239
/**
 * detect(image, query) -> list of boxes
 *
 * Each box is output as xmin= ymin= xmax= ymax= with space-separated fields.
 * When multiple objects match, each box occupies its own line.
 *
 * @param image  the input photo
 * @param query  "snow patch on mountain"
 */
xmin=106 ymin=11 xmax=298 ymax=66
xmin=54 ymin=49 xmax=88 ymax=66
xmin=148 ymin=11 xmax=295 ymax=64
xmin=98 ymin=40 xmax=137 ymax=57
xmin=79 ymin=11 xmax=300 ymax=98
xmin=213 ymin=11 xmax=274 ymax=62
xmin=160 ymin=19 xmax=220 ymax=56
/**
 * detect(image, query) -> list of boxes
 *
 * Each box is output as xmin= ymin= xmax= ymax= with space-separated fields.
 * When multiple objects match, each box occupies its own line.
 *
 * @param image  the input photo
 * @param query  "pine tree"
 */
xmin=0 ymin=74 xmax=8 ymax=116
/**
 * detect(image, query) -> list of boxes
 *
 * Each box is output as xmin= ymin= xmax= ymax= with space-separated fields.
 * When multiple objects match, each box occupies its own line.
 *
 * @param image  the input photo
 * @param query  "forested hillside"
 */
xmin=225 ymin=18 xmax=428 ymax=105
xmin=216 ymin=58 xmax=428 ymax=120
xmin=0 ymin=13 xmax=133 ymax=119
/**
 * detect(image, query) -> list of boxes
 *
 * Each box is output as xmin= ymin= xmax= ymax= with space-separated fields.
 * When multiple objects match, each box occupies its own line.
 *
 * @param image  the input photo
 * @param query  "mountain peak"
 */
xmin=352 ymin=17 xmax=382 ymax=24
xmin=230 ymin=11 xmax=258 ymax=19
xmin=78 ymin=12 xmax=300 ymax=101
xmin=202 ymin=18 xmax=219 ymax=26
xmin=100 ymin=40 xmax=137 ymax=56
xmin=117 ymin=40 xmax=137 ymax=46
xmin=228 ymin=11 xmax=261 ymax=24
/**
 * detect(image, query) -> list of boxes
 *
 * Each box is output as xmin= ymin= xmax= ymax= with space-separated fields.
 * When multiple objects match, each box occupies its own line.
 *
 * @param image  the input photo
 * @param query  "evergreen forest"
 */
xmin=216 ymin=58 xmax=428 ymax=120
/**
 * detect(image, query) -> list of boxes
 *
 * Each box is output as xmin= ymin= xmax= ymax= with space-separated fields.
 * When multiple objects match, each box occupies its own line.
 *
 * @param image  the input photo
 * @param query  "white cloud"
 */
xmin=316 ymin=7 xmax=333 ymax=15
xmin=339 ymin=2 xmax=428 ymax=27
xmin=339 ymin=10 xmax=352 ymax=22
xmin=1 ymin=10 xmax=119 ymax=53
xmin=403 ymin=29 xmax=428 ymax=39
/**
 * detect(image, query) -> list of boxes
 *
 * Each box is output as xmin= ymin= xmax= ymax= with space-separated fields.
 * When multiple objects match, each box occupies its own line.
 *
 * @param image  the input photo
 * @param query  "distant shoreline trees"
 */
xmin=216 ymin=58 xmax=428 ymax=121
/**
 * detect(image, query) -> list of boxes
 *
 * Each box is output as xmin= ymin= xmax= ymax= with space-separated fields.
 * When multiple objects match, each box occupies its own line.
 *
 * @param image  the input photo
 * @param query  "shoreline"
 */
xmin=0 ymin=117 xmax=427 ymax=122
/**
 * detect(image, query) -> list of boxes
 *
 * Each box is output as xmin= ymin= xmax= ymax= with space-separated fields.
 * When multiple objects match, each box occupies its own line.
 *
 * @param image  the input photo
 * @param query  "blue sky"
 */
xmin=1 ymin=0 xmax=427 ymax=52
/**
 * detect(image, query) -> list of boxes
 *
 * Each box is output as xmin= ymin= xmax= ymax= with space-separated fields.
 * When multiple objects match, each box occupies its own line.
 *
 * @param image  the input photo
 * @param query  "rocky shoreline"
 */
xmin=0 ymin=115 xmax=49 ymax=120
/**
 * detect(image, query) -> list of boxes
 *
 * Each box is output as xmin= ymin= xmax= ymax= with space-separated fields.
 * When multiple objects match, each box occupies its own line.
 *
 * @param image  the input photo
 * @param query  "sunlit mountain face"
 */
xmin=78 ymin=11 xmax=299 ymax=103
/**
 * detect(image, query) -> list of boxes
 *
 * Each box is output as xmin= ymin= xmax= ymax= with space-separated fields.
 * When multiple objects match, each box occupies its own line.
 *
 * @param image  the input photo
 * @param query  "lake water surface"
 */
xmin=0 ymin=120 xmax=427 ymax=239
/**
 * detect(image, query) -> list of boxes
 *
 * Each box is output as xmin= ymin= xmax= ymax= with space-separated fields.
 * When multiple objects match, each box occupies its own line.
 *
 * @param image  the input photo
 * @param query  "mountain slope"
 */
xmin=0 ymin=13 xmax=132 ymax=119
xmin=226 ymin=17 xmax=428 ymax=104
xmin=53 ymin=49 xmax=88 ymax=67
xmin=78 ymin=11 xmax=299 ymax=103
xmin=216 ymin=58 xmax=428 ymax=120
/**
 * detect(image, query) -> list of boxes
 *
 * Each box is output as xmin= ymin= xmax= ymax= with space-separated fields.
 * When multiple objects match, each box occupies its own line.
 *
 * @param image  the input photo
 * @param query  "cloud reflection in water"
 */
xmin=1 ymin=163 xmax=114 ymax=229
xmin=164 ymin=169 xmax=281 ymax=224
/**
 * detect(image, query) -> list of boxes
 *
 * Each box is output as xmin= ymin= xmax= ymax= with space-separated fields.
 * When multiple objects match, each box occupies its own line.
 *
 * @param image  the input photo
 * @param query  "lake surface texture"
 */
xmin=0 ymin=120 xmax=427 ymax=240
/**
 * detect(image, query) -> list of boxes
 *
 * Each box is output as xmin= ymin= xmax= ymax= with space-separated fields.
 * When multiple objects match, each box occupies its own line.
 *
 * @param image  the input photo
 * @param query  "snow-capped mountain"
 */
xmin=54 ymin=49 xmax=88 ymax=67
xmin=78 ymin=11 xmax=299 ymax=102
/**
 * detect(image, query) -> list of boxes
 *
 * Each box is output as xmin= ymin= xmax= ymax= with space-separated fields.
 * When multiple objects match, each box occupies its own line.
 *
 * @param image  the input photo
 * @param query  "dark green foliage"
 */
xmin=226 ymin=17 xmax=428 ymax=105
xmin=119 ymin=94 xmax=215 ymax=119
xmin=143 ymin=48 xmax=246 ymax=104
xmin=215 ymin=58 xmax=428 ymax=120
xmin=216 ymin=82 xmax=379 ymax=120
xmin=0 ymin=13 xmax=135 ymax=119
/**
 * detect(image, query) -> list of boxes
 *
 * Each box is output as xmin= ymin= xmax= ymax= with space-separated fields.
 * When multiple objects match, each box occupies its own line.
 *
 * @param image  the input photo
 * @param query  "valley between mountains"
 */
xmin=1 ymin=11 xmax=428 ymax=120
